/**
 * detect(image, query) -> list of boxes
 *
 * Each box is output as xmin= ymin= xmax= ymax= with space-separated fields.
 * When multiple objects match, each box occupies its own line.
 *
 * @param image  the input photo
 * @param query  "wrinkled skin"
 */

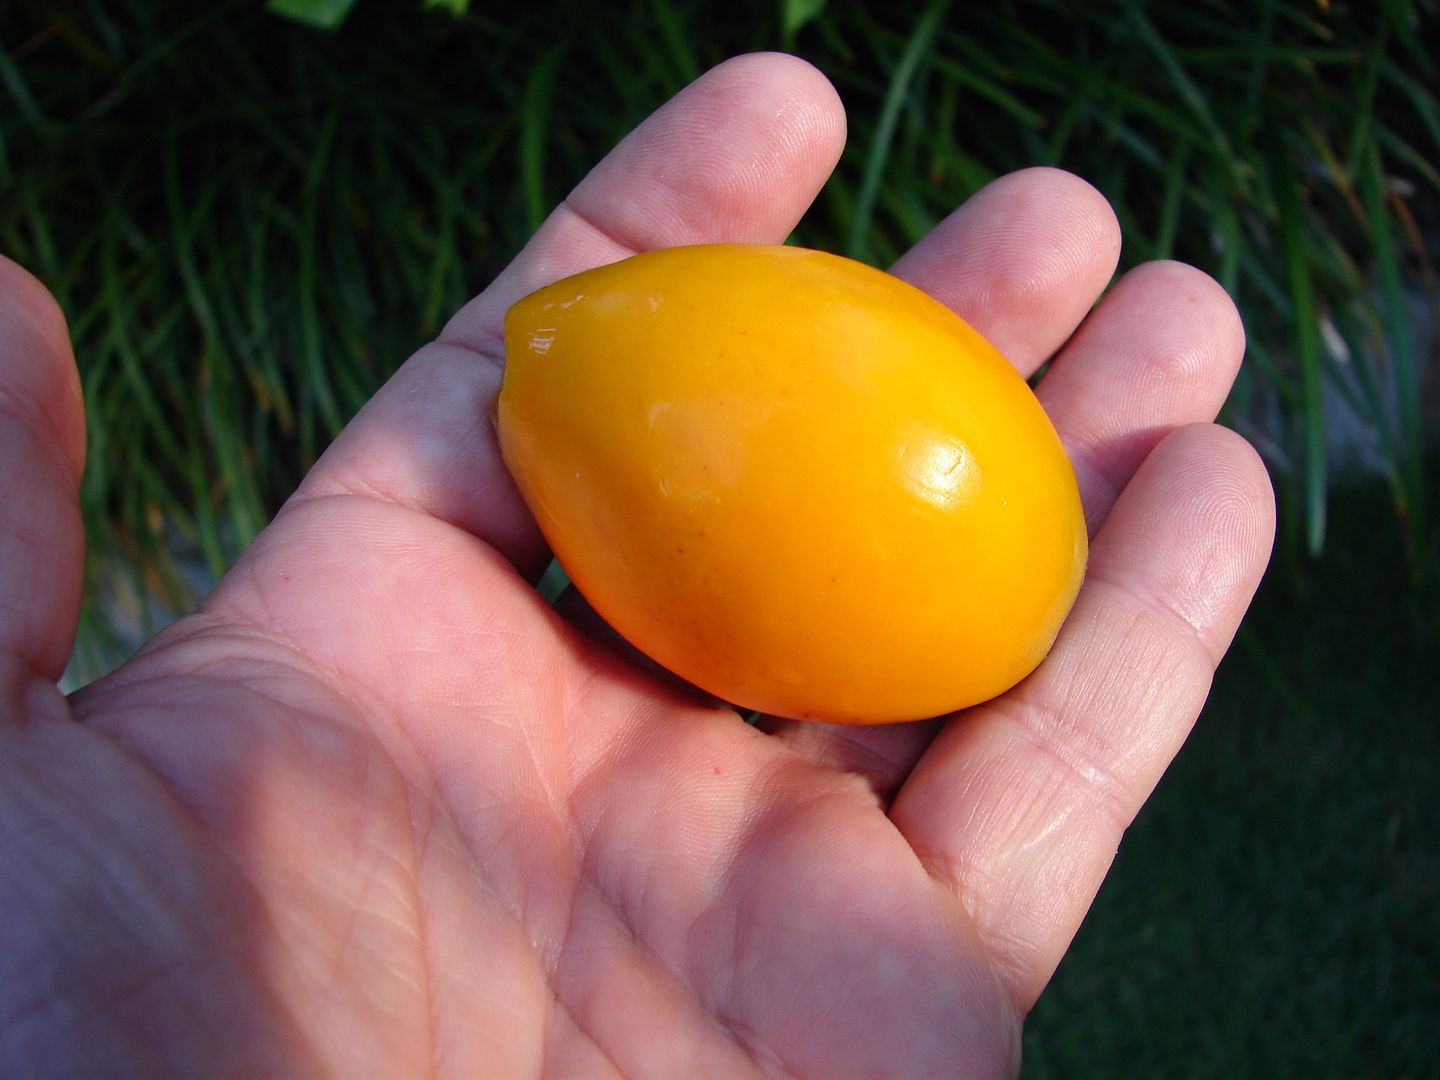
xmin=0 ymin=55 xmax=1273 ymax=1079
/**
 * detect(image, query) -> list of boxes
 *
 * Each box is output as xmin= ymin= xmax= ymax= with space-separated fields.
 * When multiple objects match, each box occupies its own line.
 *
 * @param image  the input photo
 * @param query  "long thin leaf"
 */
xmin=1275 ymin=149 xmax=1327 ymax=557
xmin=1124 ymin=3 xmax=1245 ymax=189
xmin=520 ymin=42 xmax=567 ymax=235
xmin=648 ymin=0 xmax=700 ymax=85
xmin=1358 ymin=141 xmax=1426 ymax=558
xmin=845 ymin=0 xmax=950 ymax=260
xmin=265 ymin=0 xmax=358 ymax=31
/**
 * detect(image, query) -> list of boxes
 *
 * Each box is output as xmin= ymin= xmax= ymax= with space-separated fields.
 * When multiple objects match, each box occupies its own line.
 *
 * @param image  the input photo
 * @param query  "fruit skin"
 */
xmin=497 ymin=244 xmax=1086 ymax=724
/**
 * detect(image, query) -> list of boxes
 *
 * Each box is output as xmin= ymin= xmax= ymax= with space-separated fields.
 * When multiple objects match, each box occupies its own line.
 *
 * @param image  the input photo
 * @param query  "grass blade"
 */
xmin=1358 ymin=141 xmax=1426 ymax=564
xmin=1275 ymin=148 xmax=1327 ymax=557
xmin=926 ymin=50 xmax=1046 ymax=131
xmin=782 ymin=0 xmax=829 ymax=48
xmin=1123 ymin=3 xmax=1243 ymax=189
xmin=845 ymin=0 xmax=950 ymax=260
xmin=1153 ymin=144 xmax=1188 ymax=261
xmin=520 ymin=42 xmax=567 ymax=234
xmin=265 ymin=0 xmax=358 ymax=31
xmin=648 ymin=0 xmax=700 ymax=85
xmin=0 ymin=38 xmax=44 ymax=126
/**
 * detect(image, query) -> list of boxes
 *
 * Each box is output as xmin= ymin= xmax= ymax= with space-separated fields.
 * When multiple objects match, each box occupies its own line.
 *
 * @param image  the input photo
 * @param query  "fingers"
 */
xmin=763 ymin=170 xmax=1121 ymax=783
xmin=889 ymin=423 xmax=1275 ymax=1010
xmin=1036 ymin=260 xmax=1246 ymax=534
xmin=767 ymin=196 xmax=1243 ymax=794
xmin=0 ymin=255 xmax=86 ymax=705
xmin=293 ymin=53 xmax=846 ymax=578
xmin=889 ymin=168 xmax=1121 ymax=375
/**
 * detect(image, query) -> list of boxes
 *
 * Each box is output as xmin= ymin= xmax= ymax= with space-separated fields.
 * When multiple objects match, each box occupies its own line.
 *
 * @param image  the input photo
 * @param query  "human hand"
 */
xmin=0 ymin=54 xmax=1273 ymax=1078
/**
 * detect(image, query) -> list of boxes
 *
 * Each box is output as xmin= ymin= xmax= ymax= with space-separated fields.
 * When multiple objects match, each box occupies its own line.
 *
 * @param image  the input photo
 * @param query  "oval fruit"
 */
xmin=497 ymin=244 xmax=1086 ymax=724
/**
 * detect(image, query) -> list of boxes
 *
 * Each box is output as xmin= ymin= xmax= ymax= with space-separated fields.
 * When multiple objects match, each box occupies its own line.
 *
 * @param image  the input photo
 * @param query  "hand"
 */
xmin=0 ymin=54 xmax=1273 ymax=1078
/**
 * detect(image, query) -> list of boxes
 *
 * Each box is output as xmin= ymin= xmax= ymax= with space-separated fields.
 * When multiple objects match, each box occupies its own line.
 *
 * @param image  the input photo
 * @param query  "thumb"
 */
xmin=0 ymin=255 xmax=86 ymax=707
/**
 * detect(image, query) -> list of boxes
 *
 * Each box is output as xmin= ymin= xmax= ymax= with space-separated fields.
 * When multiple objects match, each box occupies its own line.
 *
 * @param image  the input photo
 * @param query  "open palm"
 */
xmin=1 ymin=55 xmax=1273 ymax=1078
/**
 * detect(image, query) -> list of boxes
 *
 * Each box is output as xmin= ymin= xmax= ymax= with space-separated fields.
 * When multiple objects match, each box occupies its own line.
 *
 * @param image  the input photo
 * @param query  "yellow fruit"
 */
xmin=497 ymin=244 xmax=1086 ymax=724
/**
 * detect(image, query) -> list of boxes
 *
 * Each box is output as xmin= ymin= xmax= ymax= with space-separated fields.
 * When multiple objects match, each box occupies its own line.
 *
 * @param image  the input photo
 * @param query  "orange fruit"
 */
xmin=497 ymin=244 xmax=1086 ymax=723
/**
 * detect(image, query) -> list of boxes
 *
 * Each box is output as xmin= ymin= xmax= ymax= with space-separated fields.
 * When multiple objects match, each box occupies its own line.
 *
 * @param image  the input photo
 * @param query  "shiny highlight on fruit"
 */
xmin=497 ymin=244 xmax=1086 ymax=724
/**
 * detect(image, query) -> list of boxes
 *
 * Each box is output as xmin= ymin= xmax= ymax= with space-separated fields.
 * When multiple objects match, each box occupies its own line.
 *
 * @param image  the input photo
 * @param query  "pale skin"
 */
xmin=0 ymin=54 xmax=1274 ymax=1078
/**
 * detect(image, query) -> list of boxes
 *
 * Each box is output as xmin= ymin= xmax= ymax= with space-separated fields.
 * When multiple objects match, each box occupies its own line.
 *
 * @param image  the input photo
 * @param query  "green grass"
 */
xmin=3 ymin=1 xmax=1435 ymax=634
xmin=1024 ymin=470 xmax=1440 ymax=1077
